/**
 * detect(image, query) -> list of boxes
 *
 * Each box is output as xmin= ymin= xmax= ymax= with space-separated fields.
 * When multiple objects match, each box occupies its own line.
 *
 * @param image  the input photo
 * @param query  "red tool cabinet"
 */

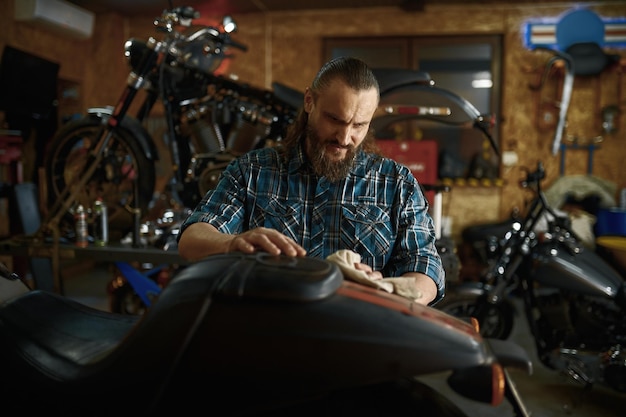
xmin=376 ymin=139 xmax=438 ymax=204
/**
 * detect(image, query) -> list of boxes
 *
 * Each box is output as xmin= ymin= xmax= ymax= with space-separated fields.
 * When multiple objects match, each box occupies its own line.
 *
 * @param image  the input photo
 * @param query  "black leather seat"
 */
xmin=0 ymin=253 xmax=342 ymax=415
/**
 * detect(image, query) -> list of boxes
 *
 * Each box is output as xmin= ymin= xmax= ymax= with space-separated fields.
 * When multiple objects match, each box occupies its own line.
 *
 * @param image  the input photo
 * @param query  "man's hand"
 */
xmin=178 ymin=223 xmax=306 ymax=261
xmin=229 ymin=227 xmax=307 ymax=257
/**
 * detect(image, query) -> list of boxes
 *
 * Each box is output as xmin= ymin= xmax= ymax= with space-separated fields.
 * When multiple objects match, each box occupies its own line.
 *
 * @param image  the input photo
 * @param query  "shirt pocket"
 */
xmin=341 ymin=204 xmax=392 ymax=259
xmin=253 ymin=197 xmax=302 ymax=236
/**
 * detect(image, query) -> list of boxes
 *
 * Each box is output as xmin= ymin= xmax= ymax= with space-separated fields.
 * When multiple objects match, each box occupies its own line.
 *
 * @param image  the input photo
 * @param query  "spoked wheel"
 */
xmin=437 ymin=292 xmax=515 ymax=340
xmin=44 ymin=115 xmax=155 ymax=241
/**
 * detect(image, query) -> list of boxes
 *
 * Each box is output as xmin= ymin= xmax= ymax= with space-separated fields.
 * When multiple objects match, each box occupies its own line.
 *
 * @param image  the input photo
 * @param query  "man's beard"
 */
xmin=305 ymin=125 xmax=357 ymax=182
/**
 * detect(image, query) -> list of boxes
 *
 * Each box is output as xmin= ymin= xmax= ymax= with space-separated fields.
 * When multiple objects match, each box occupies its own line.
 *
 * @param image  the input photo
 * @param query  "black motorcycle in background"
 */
xmin=42 ymin=4 xmax=299 ymax=243
xmin=436 ymin=161 xmax=626 ymax=394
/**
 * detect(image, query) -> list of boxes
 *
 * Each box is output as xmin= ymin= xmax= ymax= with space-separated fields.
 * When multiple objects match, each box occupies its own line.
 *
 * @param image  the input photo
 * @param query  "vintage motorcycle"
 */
xmin=0 ymin=253 xmax=532 ymax=416
xmin=41 ymin=4 xmax=299 ymax=243
xmin=436 ymin=161 xmax=626 ymax=393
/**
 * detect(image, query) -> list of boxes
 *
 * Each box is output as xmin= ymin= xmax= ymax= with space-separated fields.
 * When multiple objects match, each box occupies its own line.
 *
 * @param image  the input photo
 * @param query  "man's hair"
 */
xmin=311 ymin=56 xmax=380 ymax=98
xmin=279 ymin=56 xmax=381 ymax=157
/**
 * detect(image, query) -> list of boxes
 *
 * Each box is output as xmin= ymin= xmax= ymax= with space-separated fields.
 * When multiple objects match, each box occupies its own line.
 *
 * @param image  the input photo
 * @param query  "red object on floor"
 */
xmin=376 ymin=139 xmax=438 ymax=205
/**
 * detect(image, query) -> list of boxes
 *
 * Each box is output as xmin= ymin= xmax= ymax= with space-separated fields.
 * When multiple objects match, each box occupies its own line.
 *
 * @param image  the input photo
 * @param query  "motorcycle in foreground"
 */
xmin=1 ymin=253 xmax=532 ymax=416
xmin=436 ymin=161 xmax=626 ymax=393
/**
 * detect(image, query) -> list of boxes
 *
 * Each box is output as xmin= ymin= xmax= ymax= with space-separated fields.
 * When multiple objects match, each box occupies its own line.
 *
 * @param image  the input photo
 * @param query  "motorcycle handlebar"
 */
xmin=226 ymin=38 xmax=248 ymax=52
xmin=151 ymin=9 xmax=248 ymax=73
xmin=519 ymin=161 xmax=565 ymax=222
xmin=520 ymin=162 xmax=545 ymax=188
xmin=172 ymin=6 xmax=200 ymax=20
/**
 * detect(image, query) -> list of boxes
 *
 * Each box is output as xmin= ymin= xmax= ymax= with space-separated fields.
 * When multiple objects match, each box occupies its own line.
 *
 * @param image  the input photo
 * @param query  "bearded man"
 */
xmin=177 ymin=56 xmax=444 ymax=305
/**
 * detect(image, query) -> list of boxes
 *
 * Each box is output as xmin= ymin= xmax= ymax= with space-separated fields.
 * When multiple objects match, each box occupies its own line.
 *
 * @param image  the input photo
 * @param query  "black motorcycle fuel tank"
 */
xmin=531 ymin=241 xmax=624 ymax=298
xmin=171 ymin=253 xmax=498 ymax=414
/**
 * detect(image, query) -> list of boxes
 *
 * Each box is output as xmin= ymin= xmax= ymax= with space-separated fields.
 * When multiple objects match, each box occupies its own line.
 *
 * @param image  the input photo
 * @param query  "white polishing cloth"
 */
xmin=326 ymin=249 xmax=423 ymax=301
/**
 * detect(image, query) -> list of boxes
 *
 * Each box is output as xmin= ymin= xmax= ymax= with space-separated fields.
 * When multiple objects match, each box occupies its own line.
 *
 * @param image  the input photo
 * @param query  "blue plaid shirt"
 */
xmin=180 ymin=144 xmax=445 ymax=302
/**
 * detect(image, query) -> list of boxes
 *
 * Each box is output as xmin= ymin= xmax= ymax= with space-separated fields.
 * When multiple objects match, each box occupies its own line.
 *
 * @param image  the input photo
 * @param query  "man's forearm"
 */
xmin=177 ymin=222 xmax=232 ymax=261
xmin=402 ymin=272 xmax=438 ymax=305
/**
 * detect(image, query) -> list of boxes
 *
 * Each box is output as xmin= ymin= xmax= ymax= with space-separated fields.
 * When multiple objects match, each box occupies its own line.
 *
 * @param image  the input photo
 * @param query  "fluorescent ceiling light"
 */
xmin=472 ymin=79 xmax=493 ymax=88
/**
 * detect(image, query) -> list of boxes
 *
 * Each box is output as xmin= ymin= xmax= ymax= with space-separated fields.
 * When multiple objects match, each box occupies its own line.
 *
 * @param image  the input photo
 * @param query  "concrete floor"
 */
xmin=61 ymin=261 xmax=625 ymax=417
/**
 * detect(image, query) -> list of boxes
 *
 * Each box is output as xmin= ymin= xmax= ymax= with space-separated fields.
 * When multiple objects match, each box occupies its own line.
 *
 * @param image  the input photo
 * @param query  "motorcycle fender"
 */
xmin=532 ymin=244 xmax=623 ymax=298
xmin=87 ymin=107 xmax=158 ymax=161
xmin=442 ymin=281 xmax=491 ymax=298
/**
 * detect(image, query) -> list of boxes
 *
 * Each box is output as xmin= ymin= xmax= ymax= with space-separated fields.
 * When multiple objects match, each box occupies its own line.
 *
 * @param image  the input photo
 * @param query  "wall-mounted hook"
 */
xmin=601 ymin=105 xmax=620 ymax=135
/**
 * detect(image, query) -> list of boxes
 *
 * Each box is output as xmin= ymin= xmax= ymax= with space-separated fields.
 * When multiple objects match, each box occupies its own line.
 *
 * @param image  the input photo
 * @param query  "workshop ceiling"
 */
xmin=67 ymin=0 xmax=571 ymax=16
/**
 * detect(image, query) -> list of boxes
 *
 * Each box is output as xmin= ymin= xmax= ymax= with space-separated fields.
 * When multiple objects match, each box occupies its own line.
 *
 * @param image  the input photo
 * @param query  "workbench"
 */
xmin=0 ymin=235 xmax=186 ymax=294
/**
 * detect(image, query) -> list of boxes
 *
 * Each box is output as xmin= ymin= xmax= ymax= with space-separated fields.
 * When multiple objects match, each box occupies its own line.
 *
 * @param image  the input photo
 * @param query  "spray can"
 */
xmin=93 ymin=199 xmax=109 ymax=246
xmin=75 ymin=204 xmax=88 ymax=248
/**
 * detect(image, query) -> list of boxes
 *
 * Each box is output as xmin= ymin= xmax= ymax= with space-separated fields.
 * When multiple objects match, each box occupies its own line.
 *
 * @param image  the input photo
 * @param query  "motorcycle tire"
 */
xmin=436 ymin=292 xmax=515 ymax=340
xmin=44 ymin=115 xmax=156 ymax=242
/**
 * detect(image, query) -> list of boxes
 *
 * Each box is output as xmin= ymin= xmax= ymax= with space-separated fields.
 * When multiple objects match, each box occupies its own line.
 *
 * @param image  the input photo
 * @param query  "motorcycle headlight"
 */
xmin=124 ymin=38 xmax=150 ymax=72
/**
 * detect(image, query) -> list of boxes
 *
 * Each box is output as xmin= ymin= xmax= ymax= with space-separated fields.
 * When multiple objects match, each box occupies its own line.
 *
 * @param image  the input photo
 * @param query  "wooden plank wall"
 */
xmin=1 ymin=1 xmax=625 ymax=241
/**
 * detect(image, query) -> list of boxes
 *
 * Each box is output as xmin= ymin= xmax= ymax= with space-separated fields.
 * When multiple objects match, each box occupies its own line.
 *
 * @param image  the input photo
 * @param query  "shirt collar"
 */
xmin=287 ymin=141 xmax=308 ymax=174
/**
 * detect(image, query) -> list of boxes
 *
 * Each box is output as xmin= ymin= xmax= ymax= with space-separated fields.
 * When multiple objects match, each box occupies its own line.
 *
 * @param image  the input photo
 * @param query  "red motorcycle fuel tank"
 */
xmin=531 ymin=241 xmax=624 ymax=298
